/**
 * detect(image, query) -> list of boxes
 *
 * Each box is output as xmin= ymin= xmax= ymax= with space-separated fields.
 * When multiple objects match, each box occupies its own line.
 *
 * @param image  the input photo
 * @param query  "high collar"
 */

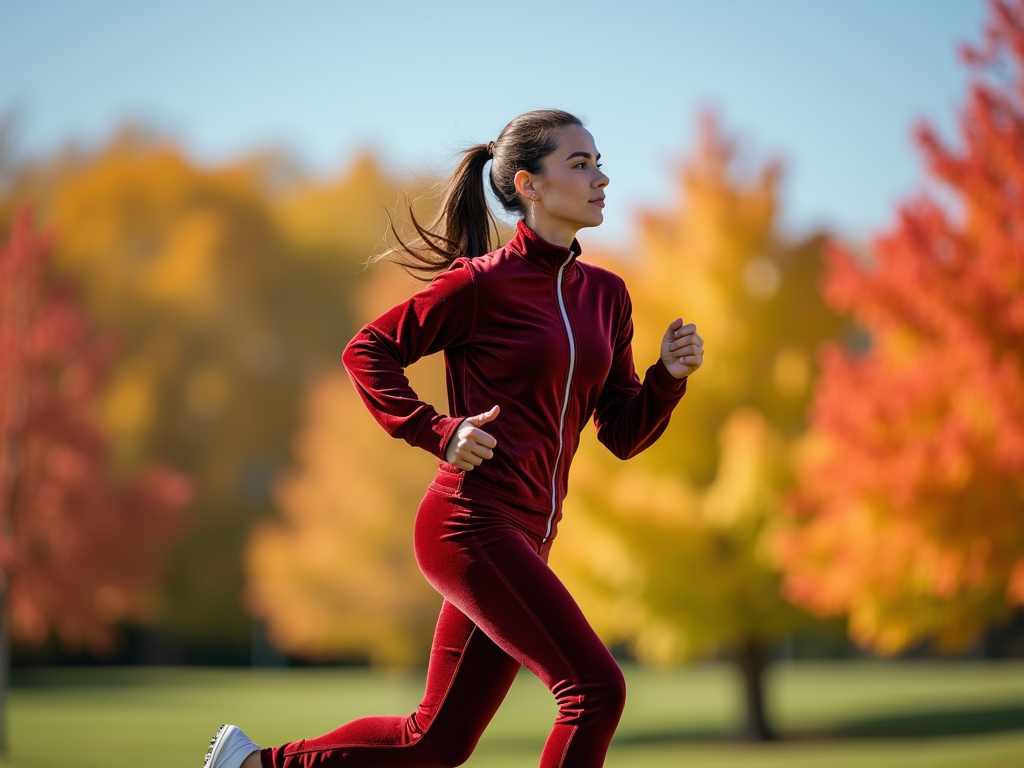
xmin=505 ymin=219 xmax=582 ymax=275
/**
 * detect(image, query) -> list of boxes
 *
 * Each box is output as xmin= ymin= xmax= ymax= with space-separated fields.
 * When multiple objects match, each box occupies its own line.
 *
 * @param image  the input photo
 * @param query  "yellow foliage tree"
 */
xmin=550 ymin=115 xmax=848 ymax=740
xmin=246 ymin=262 xmax=450 ymax=666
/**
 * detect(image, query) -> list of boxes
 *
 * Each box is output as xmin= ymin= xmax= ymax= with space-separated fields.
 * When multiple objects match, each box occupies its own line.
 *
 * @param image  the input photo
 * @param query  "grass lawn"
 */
xmin=1 ymin=661 xmax=1022 ymax=767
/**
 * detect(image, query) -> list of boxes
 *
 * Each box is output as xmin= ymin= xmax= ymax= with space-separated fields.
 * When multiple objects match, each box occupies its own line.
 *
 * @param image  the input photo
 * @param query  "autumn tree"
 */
xmin=550 ymin=115 xmax=848 ymax=740
xmin=777 ymin=0 xmax=1024 ymax=655
xmin=246 ymin=262 xmax=448 ymax=666
xmin=0 ymin=207 xmax=191 ymax=751
xmin=0 ymin=130 xmax=424 ymax=660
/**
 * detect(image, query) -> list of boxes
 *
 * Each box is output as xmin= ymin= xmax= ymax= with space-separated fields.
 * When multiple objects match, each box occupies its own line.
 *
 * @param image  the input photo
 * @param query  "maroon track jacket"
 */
xmin=342 ymin=220 xmax=688 ymax=541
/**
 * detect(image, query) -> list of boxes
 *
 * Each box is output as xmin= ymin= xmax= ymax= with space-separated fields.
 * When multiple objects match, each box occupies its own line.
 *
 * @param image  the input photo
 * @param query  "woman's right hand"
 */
xmin=444 ymin=405 xmax=499 ymax=471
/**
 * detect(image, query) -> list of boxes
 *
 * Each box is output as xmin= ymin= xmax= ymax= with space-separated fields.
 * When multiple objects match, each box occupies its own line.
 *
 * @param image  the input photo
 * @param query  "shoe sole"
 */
xmin=204 ymin=724 xmax=233 ymax=767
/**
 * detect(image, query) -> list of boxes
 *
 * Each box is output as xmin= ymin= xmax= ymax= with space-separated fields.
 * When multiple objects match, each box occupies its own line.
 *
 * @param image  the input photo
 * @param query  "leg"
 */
xmin=413 ymin=493 xmax=626 ymax=768
xmin=261 ymin=599 xmax=520 ymax=767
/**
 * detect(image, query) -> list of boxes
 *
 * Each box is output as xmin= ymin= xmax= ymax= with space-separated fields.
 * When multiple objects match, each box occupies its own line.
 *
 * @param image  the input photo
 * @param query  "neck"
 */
xmin=523 ymin=214 xmax=577 ymax=250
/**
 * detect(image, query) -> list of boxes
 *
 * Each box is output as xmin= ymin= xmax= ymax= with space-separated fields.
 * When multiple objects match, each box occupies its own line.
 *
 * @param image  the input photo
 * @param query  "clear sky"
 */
xmin=1 ymin=0 xmax=988 ymax=248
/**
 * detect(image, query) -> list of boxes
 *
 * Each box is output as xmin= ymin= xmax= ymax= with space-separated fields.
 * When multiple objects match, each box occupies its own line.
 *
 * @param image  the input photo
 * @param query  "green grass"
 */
xmin=1 ymin=661 xmax=1022 ymax=767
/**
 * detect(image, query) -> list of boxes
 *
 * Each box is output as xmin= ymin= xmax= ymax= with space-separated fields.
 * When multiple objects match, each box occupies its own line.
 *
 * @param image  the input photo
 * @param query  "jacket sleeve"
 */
xmin=341 ymin=261 xmax=476 ymax=459
xmin=592 ymin=288 xmax=687 ymax=460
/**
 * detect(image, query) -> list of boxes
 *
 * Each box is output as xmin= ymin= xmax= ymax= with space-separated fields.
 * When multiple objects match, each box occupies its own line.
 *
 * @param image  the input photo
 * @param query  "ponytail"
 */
xmin=374 ymin=109 xmax=583 ymax=280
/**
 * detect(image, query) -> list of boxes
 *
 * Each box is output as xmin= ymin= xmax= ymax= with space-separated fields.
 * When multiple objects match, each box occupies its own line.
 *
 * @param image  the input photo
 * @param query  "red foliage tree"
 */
xmin=778 ymin=0 xmax=1024 ymax=653
xmin=0 ymin=205 xmax=192 ymax=658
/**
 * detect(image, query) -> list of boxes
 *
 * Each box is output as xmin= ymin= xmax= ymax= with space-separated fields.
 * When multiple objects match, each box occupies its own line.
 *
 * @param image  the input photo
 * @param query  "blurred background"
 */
xmin=1 ymin=0 xmax=1023 ymax=764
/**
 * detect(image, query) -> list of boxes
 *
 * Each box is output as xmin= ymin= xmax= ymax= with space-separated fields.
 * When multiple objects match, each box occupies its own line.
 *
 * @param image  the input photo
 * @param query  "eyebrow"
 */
xmin=565 ymin=151 xmax=601 ymax=161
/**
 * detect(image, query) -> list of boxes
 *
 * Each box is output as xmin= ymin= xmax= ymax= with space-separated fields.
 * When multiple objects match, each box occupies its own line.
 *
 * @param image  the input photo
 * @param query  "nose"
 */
xmin=596 ymin=169 xmax=609 ymax=188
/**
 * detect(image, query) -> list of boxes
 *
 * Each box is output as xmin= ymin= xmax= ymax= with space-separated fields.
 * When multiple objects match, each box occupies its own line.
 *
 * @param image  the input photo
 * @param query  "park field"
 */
xmin=1 ymin=661 xmax=1022 ymax=767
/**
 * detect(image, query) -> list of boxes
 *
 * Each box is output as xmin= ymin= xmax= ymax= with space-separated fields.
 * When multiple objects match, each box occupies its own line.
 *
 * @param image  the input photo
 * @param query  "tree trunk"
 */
xmin=0 ymin=578 xmax=8 ymax=756
xmin=0 ymin=279 xmax=29 ymax=759
xmin=0 ymin=411 xmax=20 ymax=758
xmin=734 ymin=637 xmax=774 ymax=742
xmin=0 ymin=429 xmax=17 ymax=758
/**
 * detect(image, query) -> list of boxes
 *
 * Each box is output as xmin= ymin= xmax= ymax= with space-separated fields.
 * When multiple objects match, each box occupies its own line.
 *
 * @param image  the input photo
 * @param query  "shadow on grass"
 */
xmin=822 ymin=702 xmax=1024 ymax=739
xmin=605 ymin=702 xmax=1024 ymax=746
xmin=9 ymin=667 xmax=232 ymax=689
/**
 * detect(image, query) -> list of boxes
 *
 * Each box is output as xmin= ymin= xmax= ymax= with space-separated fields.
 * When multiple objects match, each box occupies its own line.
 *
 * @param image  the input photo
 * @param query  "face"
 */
xmin=516 ymin=125 xmax=610 ymax=239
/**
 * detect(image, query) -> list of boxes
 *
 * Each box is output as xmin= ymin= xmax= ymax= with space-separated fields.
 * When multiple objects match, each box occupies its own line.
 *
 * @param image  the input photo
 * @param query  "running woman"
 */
xmin=204 ymin=108 xmax=704 ymax=768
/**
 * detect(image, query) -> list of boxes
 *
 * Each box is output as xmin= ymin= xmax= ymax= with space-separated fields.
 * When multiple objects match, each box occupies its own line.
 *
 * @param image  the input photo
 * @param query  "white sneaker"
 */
xmin=203 ymin=724 xmax=261 ymax=768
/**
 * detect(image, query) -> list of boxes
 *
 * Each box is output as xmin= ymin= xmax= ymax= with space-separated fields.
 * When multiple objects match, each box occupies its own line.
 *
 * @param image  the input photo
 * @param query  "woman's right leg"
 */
xmin=413 ymin=488 xmax=627 ymax=768
xmin=260 ymin=598 xmax=521 ymax=767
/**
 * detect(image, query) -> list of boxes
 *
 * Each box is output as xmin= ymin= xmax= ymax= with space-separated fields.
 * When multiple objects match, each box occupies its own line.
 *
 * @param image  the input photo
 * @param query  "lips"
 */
xmin=589 ymin=197 xmax=606 ymax=207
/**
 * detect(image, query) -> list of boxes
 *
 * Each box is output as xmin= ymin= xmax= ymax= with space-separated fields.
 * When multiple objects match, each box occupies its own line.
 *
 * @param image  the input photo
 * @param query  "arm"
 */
xmin=341 ymin=261 xmax=476 ymax=459
xmin=592 ymin=292 xmax=690 ymax=460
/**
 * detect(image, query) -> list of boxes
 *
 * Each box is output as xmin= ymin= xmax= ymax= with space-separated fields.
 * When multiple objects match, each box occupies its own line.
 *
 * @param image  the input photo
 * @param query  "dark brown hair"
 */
xmin=375 ymin=109 xmax=583 ymax=279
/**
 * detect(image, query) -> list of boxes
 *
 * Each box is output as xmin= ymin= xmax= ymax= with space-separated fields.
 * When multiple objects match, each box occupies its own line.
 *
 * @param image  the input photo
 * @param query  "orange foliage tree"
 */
xmin=777 ymin=0 xmax=1024 ymax=654
xmin=0 ymin=207 xmax=191 ymax=749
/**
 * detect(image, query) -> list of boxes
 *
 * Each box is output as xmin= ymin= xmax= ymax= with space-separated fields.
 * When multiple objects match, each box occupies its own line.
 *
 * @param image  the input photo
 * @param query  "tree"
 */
xmin=244 ymin=368 xmax=443 ymax=666
xmin=0 ymin=206 xmax=191 ymax=751
xmin=550 ymin=115 xmax=848 ymax=740
xmin=0 ymin=131 xmax=414 ymax=659
xmin=245 ymin=263 xmax=448 ymax=666
xmin=0 ymin=119 xmax=448 ymax=661
xmin=776 ymin=0 xmax=1024 ymax=655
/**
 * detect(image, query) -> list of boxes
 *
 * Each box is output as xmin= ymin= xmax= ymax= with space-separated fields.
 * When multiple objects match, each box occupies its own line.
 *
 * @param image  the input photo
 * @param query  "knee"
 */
xmin=570 ymin=661 xmax=626 ymax=724
xmin=419 ymin=735 xmax=476 ymax=768
xmin=430 ymin=746 xmax=473 ymax=768
xmin=596 ymin=663 xmax=627 ymax=720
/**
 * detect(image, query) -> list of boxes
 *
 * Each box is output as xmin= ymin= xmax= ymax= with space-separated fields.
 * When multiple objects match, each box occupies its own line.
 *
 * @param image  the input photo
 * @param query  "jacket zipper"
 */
xmin=543 ymin=249 xmax=576 ymax=543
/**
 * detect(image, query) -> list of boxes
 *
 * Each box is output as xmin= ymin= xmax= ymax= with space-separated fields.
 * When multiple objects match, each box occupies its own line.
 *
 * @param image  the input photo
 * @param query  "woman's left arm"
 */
xmin=592 ymin=293 xmax=703 ymax=460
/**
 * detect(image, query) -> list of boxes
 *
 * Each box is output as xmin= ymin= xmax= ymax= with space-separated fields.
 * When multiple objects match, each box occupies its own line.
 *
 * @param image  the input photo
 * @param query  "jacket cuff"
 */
xmin=646 ymin=358 xmax=688 ymax=399
xmin=432 ymin=415 xmax=467 ymax=460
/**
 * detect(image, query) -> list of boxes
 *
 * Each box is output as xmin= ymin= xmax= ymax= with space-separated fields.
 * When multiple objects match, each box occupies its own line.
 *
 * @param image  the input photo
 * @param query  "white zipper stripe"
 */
xmin=543 ymin=249 xmax=576 ymax=543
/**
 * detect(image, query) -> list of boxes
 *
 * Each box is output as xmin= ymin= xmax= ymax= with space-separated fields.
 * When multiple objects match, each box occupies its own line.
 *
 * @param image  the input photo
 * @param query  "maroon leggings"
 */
xmin=260 ymin=465 xmax=626 ymax=767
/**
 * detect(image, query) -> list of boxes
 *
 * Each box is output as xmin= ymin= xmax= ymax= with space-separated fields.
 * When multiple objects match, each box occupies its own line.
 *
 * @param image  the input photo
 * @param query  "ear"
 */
xmin=513 ymin=169 xmax=538 ymax=201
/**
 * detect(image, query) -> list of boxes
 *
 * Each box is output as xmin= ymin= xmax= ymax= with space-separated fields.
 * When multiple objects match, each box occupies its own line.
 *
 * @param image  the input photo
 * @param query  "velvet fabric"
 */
xmin=260 ymin=473 xmax=625 ymax=768
xmin=260 ymin=222 xmax=690 ymax=766
xmin=342 ymin=219 xmax=687 ymax=537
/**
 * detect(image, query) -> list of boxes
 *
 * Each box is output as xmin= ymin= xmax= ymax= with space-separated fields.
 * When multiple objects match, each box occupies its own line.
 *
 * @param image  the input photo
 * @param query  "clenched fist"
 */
xmin=444 ymin=405 xmax=499 ymax=471
xmin=661 ymin=318 xmax=704 ymax=379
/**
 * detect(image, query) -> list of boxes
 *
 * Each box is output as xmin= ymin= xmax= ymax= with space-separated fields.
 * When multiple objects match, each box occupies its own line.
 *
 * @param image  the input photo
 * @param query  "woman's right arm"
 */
xmin=341 ymin=261 xmax=477 ymax=460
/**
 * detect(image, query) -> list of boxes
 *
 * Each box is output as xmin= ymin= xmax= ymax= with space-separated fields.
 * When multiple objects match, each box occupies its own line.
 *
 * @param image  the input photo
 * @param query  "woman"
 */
xmin=204 ymin=108 xmax=703 ymax=768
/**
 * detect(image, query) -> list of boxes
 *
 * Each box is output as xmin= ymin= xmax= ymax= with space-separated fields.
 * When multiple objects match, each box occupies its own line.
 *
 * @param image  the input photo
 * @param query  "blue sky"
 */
xmin=1 ymin=0 xmax=987 ymax=247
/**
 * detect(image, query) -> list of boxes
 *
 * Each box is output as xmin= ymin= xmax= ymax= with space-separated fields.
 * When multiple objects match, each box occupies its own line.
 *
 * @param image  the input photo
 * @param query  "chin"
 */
xmin=573 ymin=211 xmax=604 ymax=230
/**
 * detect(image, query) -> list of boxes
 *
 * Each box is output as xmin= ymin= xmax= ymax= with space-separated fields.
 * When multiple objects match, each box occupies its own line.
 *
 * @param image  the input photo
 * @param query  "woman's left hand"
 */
xmin=661 ymin=318 xmax=703 ymax=379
